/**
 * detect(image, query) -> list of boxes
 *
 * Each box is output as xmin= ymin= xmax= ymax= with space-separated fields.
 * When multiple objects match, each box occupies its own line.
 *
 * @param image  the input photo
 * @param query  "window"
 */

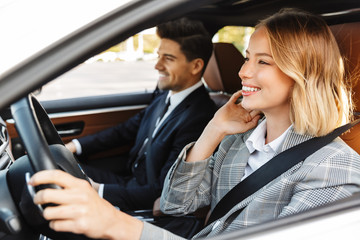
xmin=37 ymin=26 xmax=254 ymax=101
xmin=213 ymin=26 xmax=254 ymax=56
xmin=37 ymin=28 xmax=160 ymax=101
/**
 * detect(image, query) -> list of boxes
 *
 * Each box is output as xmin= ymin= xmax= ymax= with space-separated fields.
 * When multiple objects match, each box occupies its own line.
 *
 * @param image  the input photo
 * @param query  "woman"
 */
xmin=30 ymin=8 xmax=360 ymax=240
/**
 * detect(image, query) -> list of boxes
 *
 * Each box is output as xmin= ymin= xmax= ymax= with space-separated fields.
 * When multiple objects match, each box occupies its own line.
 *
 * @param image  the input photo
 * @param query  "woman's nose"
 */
xmin=238 ymin=62 xmax=251 ymax=80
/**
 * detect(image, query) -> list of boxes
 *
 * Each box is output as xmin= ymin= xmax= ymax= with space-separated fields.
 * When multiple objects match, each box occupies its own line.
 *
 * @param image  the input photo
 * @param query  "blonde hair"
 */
xmin=257 ymin=8 xmax=352 ymax=136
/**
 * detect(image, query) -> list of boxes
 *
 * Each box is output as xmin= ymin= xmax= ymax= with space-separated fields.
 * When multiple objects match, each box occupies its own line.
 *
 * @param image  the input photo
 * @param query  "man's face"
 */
xmin=155 ymin=38 xmax=195 ymax=93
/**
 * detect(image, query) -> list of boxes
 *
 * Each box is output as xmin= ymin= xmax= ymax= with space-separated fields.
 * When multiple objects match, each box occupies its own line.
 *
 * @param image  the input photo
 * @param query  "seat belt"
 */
xmin=205 ymin=119 xmax=360 ymax=227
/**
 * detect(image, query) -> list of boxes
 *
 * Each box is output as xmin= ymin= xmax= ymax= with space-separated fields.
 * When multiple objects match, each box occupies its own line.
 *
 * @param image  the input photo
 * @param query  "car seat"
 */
xmin=203 ymin=42 xmax=245 ymax=108
xmin=331 ymin=22 xmax=360 ymax=154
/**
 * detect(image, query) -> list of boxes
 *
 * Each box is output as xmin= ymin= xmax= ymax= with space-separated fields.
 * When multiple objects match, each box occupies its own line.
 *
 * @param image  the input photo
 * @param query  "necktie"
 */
xmin=156 ymin=98 xmax=171 ymax=127
xmin=132 ymin=97 xmax=170 ymax=172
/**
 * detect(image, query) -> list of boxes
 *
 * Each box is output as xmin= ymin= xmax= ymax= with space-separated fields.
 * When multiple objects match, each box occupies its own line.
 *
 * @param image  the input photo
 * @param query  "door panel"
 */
xmin=6 ymin=92 xmax=153 ymax=160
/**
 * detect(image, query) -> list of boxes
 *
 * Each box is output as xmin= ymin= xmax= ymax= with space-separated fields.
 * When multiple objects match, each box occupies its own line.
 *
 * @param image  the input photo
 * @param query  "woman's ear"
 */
xmin=191 ymin=58 xmax=205 ymax=75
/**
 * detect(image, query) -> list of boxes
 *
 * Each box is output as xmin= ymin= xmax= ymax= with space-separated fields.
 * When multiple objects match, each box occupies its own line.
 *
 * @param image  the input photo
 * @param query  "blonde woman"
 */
xmin=30 ymin=8 xmax=360 ymax=240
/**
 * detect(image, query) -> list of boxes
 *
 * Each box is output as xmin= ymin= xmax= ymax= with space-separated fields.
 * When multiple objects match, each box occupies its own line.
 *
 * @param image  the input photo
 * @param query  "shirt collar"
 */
xmin=168 ymin=80 xmax=203 ymax=108
xmin=245 ymin=119 xmax=292 ymax=154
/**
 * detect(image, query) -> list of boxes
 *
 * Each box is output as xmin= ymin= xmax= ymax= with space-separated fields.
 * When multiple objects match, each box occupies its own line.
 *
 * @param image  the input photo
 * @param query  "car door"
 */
xmin=5 ymin=33 xmax=159 ymax=171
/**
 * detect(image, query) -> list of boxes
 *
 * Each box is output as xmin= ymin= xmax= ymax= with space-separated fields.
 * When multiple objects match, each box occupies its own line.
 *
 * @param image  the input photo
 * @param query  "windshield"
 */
xmin=0 ymin=0 xmax=132 ymax=76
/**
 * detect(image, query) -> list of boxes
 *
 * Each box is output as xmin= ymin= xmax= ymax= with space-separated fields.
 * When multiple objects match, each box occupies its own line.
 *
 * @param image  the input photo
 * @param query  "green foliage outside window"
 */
xmin=215 ymin=26 xmax=254 ymax=55
xmin=100 ymin=26 xmax=253 ymax=61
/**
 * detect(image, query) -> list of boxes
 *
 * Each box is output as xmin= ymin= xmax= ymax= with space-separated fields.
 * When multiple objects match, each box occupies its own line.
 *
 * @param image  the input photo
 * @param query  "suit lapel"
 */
xmin=146 ymin=93 xmax=168 ymax=136
xmin=152 ymin=86 xmax=207 ymax=139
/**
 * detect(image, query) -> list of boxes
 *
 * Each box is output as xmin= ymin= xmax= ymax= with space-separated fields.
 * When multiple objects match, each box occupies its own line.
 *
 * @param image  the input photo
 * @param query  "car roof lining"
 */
xmin=187 ymin=0 xmax=360 ymax=34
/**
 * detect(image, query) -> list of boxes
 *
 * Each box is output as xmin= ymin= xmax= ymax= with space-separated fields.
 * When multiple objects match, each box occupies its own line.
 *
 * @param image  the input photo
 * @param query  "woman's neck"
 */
xmin=264 ymin=115 xmax=292 ymax=144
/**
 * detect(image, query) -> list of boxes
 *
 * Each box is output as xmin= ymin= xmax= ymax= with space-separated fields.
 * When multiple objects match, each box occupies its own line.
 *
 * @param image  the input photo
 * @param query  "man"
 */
xmin=65 ymin=17 xmax=216 ymax=211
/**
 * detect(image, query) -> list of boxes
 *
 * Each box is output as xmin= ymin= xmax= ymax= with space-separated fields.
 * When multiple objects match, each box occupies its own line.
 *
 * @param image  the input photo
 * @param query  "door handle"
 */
xmin=57 ymin=128 xmax=82 ymax=136
xmin=55 ymin=121 xmax=84 ymax=137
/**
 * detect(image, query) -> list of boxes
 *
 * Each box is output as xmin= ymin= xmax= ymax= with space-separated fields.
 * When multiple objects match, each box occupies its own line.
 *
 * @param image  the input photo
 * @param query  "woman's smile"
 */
xmin=242 ymin=85 xmax=261 ymax=96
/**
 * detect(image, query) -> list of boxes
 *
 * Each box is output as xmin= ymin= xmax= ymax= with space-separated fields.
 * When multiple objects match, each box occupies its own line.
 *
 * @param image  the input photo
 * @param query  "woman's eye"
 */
xmin=244 ymin=57 xmax=249 ymax=61
xmin=259 ymin=60 xmax=269 ymax=65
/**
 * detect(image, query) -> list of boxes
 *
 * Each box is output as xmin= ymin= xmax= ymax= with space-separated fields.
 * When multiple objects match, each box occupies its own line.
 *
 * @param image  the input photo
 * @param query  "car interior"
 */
xmin=331 ymin=22 xmax=360 ymax=154
xmin=149 ymin=19 xmax=360 ymax=227
xmin=0 ymin=0 xmax=360 ymax=239
xmin=204 ymin=42 xmax=244 ymax=107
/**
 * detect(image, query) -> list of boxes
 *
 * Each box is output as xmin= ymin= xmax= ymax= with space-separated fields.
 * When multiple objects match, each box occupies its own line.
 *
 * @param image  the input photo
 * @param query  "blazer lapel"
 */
xmin=152 ymin=86 xmax=208 ymax=139
xmin=277 ymin=127 xmax=313 ymax=154
xmin=233 ymin=128 xmax=314 ymax=211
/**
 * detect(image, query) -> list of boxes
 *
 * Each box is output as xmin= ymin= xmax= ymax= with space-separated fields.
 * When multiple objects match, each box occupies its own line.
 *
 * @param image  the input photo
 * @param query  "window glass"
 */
xmin=37 ymin=26 xmax=254 ymax=101
xmin=212 ymin=26 xmax=254 ymax=56
xmin=0 ymin=0 xmax=132 ymax=76
xmin=37 ymin=28 xmax=160 ymax=101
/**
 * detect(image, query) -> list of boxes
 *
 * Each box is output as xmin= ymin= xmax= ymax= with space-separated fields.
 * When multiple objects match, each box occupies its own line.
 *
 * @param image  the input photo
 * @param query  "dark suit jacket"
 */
xmin=78 ymin=85 xmax=216 ymax=210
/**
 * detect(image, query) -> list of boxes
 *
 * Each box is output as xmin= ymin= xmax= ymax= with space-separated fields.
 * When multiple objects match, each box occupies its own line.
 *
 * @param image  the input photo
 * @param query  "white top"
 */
xmin=153 ymin=80 xmax=203 ymax=136
xmin=242 ymin=119 xmax=292 ymax=181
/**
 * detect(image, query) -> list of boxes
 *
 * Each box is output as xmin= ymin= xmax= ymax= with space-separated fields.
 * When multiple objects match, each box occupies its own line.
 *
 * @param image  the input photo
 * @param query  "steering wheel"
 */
xmin=10 ymin=94 xmax=87 ymax=180
xmin=7 ymin=94 xmax=90 ymax=239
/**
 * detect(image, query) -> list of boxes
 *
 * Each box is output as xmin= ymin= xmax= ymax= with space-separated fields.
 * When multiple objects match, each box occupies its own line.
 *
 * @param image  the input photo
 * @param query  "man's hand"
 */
xmin=89 ymin=177 xmax=100 ymax=192
xmin=65 ymin=141 xmax=76 ymax=153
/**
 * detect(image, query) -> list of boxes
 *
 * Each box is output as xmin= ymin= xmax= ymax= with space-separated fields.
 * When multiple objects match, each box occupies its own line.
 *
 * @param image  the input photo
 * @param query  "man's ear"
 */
xmin=191 ymin=58 xmax=205 ymax=75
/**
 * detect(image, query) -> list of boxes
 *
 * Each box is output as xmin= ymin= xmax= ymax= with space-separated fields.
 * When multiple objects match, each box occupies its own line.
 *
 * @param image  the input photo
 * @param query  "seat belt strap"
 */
xmin=206 ymin=119 xmax=360 ymax=226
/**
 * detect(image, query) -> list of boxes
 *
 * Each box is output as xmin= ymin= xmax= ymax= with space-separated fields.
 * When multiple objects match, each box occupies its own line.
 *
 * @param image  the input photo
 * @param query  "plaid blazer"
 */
xmin=140 ymin=126 xmax=360 ymax=240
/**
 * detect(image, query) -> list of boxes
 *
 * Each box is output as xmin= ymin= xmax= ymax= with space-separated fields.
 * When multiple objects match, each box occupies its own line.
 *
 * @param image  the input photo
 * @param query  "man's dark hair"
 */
xmin=156 ymin=18 xmax=213 ymax=75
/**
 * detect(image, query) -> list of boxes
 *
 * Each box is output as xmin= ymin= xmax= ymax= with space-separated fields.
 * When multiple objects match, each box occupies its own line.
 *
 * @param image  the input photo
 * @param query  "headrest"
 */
xmin=203 ymin=43 xmax=244 ymax=94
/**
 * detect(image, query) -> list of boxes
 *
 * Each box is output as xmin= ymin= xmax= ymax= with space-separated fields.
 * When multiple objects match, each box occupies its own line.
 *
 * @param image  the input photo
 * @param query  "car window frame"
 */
xmin=0 ymin=0 xmax=219 ymax=111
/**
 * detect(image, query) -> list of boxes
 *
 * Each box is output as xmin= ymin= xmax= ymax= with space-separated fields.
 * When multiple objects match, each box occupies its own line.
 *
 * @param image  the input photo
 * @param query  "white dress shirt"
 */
xmin=242 ymin=119 xmax=292 ymax=181
xmin=153 ymin=80 xmax=203 ymax=136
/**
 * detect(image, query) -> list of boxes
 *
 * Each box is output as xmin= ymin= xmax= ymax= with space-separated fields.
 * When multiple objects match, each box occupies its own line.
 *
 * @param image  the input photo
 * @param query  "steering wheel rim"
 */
xmin=10 ymin=94 xmax=87 ymax=179
xmin=7 ymin=94 xmax=90 ymax=240
xmin=11 ymin=94 xmax=60 ymax=172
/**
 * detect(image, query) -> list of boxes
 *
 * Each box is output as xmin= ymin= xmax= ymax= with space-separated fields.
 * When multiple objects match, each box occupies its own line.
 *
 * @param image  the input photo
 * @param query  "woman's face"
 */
xmin=239 ymin=27 xmax=294 ymax=117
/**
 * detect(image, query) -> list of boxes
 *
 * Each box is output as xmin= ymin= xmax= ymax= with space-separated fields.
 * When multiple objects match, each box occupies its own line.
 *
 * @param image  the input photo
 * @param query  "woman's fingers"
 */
xmin=249 ymin=114 xmax=262 ymax=126
xmin=34 ymin=185 xmax=92 ymax=206
xmin=249 ymin=110 xmax=262 ymax=119
xmin=27 ymin=169 xmax=140 ymax=239
xmin=42 ymin=204 xmax=80 ymax=220
xmin=47 ymin=213 xmax=95 ymax=235
xmin=49 ymin=219 xmax=82 ymax=234
xmin=229 ymin=90 xmax=243 ymax=104
xmin=30 ymin=170 xmax=94 ymax=207
xmin=29 ymin=169 xmax=86 ymax=189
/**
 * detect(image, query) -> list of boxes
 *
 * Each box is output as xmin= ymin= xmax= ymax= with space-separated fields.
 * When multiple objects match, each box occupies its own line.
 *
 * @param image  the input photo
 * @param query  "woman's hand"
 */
xmin=211 ymin=90 xmax=261 ymax=136
xmin=186 ymin=91 xmax=261 ymax=162
xmin=29 ymin=170 xmax=143 ymax=240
